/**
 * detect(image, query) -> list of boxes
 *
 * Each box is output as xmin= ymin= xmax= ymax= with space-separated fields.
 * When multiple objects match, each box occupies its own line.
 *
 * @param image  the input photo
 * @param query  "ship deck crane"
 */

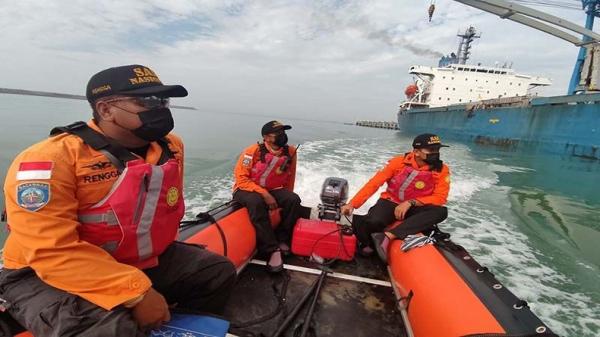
xmin=450 ymin=0 xmax=600 ymax=94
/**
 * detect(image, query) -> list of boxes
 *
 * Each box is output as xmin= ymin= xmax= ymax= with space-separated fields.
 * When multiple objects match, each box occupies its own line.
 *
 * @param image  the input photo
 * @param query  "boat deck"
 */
xmin=224 ymin=255 xmax=406 ymax=337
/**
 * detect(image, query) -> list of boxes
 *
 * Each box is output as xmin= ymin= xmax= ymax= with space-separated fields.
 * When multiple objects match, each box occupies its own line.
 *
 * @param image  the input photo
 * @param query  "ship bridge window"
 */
xmin=476 ymin=69 xmax=486 ymax=73
xmin=458 ymin=67 xmax=463 ymax=71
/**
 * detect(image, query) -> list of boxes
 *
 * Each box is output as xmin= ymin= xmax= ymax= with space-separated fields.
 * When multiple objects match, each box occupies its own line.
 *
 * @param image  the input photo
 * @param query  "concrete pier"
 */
xmin=355 ymin=120 xmax=399 ymax=130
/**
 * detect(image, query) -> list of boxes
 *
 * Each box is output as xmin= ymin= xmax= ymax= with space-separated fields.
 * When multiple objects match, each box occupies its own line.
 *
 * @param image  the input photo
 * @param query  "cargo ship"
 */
xmin=398 ymin=0 xmax=600 ymax=161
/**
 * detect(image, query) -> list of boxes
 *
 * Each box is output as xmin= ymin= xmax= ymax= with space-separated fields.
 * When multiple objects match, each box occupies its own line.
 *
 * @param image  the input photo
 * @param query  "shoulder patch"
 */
xmin=17 ymin=182 xmax=51 ymax=211
xmin=242 ymin=154 xmax=253 ymax=167
xmin=16 ymin=161 xmax=53 ymax=180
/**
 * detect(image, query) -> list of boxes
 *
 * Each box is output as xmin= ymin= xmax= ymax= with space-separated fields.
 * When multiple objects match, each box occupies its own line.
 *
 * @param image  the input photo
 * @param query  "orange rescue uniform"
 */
xmin=233 ymin=143 xmax=297 ymax=195
xmin=349 ymin=152 xmax=450 ymax=208
xmin=2 ymin=120 xmax=184 ymax=310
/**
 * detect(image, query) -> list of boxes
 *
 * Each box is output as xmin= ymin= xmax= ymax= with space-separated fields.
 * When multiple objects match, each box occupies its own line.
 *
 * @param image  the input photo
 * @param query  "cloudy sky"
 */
xmin=0 ymin=0 xmax=589 ymax=120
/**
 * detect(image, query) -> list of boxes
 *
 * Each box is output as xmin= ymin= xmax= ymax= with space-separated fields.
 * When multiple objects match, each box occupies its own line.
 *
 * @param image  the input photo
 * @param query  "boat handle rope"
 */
xmin=460 ymin=330 xmax=556 ymax=337
xmin=187 ymin=212 xmax=228 ymax=257
xmin=397 ymin=290 xmax=414 ymax=312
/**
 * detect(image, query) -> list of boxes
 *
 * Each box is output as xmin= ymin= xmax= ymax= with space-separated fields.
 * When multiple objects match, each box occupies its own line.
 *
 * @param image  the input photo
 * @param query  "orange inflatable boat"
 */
xmin=3 ymin=182 xmax=557 ymax=337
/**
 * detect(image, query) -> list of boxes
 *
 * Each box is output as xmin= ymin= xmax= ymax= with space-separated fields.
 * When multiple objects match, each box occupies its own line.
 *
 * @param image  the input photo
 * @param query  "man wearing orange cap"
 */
xmin=0 ymin=65 xmax=236 ymax=336
xmin=341 ymin=133 xmax=450 ymax=263
xmin=232 ymin=121 xmax=302 ymax=273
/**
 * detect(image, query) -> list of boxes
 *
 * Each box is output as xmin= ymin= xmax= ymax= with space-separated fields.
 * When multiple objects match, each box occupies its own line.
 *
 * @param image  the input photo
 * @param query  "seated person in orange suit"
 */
xmin=341 ymin=133 xmax=450 ymax=263
xmin=232 ymin=121 xmax=302 ymax=273
xmin=0 ymin=65 xmax=236 ymax=336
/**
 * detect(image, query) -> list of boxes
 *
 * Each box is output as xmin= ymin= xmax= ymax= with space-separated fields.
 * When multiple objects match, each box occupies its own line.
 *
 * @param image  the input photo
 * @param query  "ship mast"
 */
xmin=453 ymin=0 xmax=600 ymax=94
xmin=456 ymin=26 xmax=481 ymax=64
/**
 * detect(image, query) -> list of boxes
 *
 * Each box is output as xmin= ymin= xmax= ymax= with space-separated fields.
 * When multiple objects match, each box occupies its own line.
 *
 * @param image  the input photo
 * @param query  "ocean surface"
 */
xmin=1 ymin=94 xmax=599 ymax=337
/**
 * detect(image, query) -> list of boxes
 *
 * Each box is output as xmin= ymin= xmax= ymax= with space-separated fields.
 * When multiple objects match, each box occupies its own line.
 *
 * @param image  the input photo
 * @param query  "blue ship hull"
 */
xmin=397 ymin=93 xmax=600 ymax=161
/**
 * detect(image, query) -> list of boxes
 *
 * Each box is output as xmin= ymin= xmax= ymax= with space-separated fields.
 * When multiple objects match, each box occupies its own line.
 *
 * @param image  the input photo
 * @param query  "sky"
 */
xmin=0 ymin=0 xmax=590 ymax=121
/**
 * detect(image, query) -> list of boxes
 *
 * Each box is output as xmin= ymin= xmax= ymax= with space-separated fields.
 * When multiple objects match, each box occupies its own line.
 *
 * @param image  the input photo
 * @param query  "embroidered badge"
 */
xmin=17 ymin=182 xmax=50 ymax=211
xmin=16 ymin=161 xmax=53 ymax=180
xmin=414 ymin=181 xmax=426 ymax=190
xmin=242 ymin=154 xmax=253 ymax=167
xmin=166 ymin=187 xmax=179 ymax=206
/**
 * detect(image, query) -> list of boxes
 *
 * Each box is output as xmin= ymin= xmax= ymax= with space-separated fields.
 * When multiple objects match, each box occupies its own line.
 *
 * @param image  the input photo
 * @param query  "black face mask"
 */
xmin=424 ymin=152 xmax=443 ymax=171
xmin=132 ymin=107 xmax=174 ymax=141
xmin=274 ymin=132 xmax=288 ymax=147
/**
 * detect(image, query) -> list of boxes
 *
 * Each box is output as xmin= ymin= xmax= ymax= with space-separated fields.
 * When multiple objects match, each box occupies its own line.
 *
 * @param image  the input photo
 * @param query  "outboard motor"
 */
xmin=318 ymin=177 xmax=348 ymax=221
xmin=291 ymin=177 xmax=357 ymax=261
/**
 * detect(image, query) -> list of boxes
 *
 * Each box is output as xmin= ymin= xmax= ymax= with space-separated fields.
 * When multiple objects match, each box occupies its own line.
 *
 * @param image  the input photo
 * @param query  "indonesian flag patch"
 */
xmin=16 ymin=161 xmax=53 ymax=181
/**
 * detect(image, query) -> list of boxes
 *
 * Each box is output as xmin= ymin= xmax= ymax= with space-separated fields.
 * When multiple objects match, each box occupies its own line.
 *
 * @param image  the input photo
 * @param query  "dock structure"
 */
xmin=356 ymin=120 xmax=399 ymax=130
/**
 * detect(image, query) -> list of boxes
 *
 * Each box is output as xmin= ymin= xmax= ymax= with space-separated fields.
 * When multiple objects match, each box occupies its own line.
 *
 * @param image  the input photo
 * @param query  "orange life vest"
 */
xmin=250 ymin=147 xmax=292 ymax=190
xmin=386 ymin=165 xmax=435 ymax=204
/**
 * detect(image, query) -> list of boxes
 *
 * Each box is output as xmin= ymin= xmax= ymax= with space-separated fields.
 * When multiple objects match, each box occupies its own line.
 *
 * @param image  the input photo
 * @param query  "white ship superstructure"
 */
xmin=401 ymin=26 xmax=551 ymax=110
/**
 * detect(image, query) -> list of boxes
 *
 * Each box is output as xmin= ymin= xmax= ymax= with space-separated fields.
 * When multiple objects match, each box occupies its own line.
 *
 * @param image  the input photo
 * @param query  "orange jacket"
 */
xmin=349 ymin=152 xmax=450 ymax=209
xmin=2 ymin=120 xmax=184 ymax=310
xmin=233 ymin=143 xmax=297 ymax=195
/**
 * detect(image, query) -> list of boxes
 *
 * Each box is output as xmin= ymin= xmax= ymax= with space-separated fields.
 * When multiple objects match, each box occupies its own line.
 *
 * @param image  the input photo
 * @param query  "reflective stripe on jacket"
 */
xmin=250 ymin=151 xmax=292 ymax=190
xmin=385 ymin=165 xmax=435 ymax=203
xmin=78 ymin=158 xmax=184 ymax=270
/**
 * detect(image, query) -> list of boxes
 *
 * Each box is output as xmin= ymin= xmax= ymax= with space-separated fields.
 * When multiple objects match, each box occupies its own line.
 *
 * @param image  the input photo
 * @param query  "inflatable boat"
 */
xmin=1 ymin=178 xmax=558 ymax=337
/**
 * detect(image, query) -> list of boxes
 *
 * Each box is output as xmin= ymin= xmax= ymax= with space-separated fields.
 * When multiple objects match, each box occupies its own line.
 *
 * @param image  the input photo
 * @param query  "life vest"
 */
xmin=250 ymin=144 xmax=292 ymax=190
xmin=50 ymin=121 xmax=184 ymax=269
xmin=386 ymin=165 xmax=435 ymax=204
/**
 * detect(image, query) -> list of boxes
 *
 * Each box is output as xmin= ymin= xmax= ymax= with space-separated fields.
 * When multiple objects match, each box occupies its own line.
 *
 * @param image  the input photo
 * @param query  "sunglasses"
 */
xmin=105 ymin=96 xmax=170 ymax=109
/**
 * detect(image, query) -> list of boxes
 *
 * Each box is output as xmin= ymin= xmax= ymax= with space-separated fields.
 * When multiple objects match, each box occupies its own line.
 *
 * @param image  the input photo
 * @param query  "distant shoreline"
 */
xmin=0 ymin=88 xmax=197 ymax=110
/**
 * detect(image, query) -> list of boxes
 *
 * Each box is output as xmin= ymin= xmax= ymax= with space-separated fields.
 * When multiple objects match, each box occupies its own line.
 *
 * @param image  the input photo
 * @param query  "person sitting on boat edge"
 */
xmin=340 ymin=133 xmax=450 ymax=263
xmin=232 ymin=121 xmax=302 ymax=273
xmin=0 ymin=65 xmax=236 ymax=336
